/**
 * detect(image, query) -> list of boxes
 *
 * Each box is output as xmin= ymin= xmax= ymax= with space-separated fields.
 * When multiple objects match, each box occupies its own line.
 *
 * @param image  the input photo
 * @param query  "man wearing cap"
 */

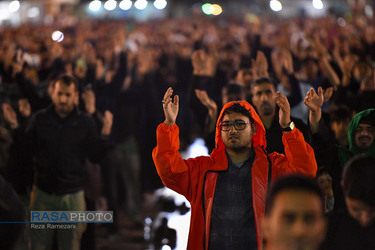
xmin=153 ymin=87 xmax=317 ymax=250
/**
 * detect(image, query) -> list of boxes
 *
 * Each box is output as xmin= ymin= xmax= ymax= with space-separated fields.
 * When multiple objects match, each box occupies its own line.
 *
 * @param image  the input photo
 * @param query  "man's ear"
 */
xmin=75 ymin=91 xmax=79 ymax=106
xmin=251 ymin=123 xmax=257 ymax=135
xmin=262 ymin=216 xmax=270 ymax=239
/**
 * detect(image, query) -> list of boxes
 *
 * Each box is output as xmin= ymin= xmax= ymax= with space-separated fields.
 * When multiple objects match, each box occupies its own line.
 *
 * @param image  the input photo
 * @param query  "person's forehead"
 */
xmin=253 ymin=83 xmax=275 ymax=92
xmin=54 ymin=81 xmax=76 ymax=92
xmin=346 ymin=197 xmax=375 ymax=210
xmin=357 ymin=123 xmax=375 ymax=128
xmin=271 ymin=190 xmax=323 ymax=214
xmin=240 ymin=68 xmax=252 ymax=74
xmin=317 ymin=172 xmax=331 ymax=179
xmin=222 ymin=112 xmax=250 ymax=122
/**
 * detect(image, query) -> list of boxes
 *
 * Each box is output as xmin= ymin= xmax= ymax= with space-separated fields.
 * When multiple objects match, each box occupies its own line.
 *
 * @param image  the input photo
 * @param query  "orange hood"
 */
xmin=213 ymin=100 xmax=267 ymax=153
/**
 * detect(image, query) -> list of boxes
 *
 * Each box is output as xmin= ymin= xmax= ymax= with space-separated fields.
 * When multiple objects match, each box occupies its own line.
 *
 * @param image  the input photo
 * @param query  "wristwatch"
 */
xmin=282 ymin=121 xmax=295 ymax=132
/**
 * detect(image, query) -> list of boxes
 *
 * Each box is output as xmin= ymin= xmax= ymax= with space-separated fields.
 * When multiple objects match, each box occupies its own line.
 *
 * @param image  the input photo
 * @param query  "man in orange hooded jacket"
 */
xmin=152 ymin=87 xmax=317 ymax=250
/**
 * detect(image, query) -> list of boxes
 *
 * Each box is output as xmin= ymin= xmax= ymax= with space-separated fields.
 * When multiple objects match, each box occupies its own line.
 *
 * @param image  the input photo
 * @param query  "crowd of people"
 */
xmin=0 ymin=0 xmax=374 ymax=249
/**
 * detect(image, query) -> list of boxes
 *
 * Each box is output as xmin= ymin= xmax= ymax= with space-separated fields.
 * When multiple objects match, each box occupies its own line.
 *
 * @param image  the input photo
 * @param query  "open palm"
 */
xmin=163 ymin=87 xmax=179 ymax=126
xmin=304 ymin=87 xmax=324 ymax=112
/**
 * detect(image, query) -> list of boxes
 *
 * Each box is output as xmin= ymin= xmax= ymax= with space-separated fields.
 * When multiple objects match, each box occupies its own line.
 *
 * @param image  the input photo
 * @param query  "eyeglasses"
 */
xmin=219 ymin=120 xmax=250 ymax=131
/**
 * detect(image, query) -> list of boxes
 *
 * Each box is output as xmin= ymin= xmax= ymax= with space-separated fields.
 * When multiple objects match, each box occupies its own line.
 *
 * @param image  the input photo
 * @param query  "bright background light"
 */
xmin=89 ymin=0 xmax=101 ymax=11
xmin=181 ymin=138 xmax=209 ymax=159
xmin=0 ymin=9 xmax=11 ymax=21
xmin=9 ymin=0 xmax=20 ymax=12
xmin=27 ymin=7 xmax=40 ymax=18
xmin=119 ymin=0 xmax=132 ymax=10
xmin=51 ymin=31 xmax=64 ymax=43
xmin=312 ymin=0 xmax=323 ymax=10
xmin=161 ymin=245 xmax=172 ymax=250
xmin=365 ymin=5 xmax=373 ymax=18
xmin=270 ymin=0 xmax=282 ymax=12
xmin=134 ymin=0 xmax=148 ymax=10
xmin=337 ymin=17 xmax=346 ymax=27
xmin=212 ymin=4 xmax=222 ymax=15
xmin=104 ymin=0 xmax=117 ymax=11
xmin=202 ymin=3 xmax=214 ymax=15
xmin=153 ymin=0 xmax=167 ymax=10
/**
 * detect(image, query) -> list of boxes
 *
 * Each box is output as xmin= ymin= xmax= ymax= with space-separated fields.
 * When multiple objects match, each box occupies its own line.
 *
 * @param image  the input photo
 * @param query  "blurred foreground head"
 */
xmin=263 ymin=175 xmax=326 ymax=250
xmin=343 ymin=154 xmax=375 ymax=228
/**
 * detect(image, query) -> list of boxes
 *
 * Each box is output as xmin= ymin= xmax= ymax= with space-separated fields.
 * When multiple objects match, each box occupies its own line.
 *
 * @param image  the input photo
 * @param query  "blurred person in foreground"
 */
xmin=320 ymin=154 xmax=375 ymax=249
xmin=263 ymin=175 xmax=327 ymax=250
xmin=152 ymin=87 xmax=316 ymax=250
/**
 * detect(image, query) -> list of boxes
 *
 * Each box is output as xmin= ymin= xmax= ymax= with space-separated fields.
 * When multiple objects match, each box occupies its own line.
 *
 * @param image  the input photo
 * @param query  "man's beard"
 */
xmin=357 ymin=135 xmax=373 ymax=151
xmin=56 ymin=104 xmax=73 ymax=116
xmin=260 ymin=102 xmax=274 ymax=116
xmin=224 ymin=136 xmax=251 ymax=153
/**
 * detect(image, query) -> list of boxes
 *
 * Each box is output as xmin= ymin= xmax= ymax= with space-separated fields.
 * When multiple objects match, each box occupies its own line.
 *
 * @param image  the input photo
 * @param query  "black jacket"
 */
xmin=320 ymin=209 xmax=375 ymax=250
xmin=16 ymin=105 xmax=108 ymax=195
xmin=264 ymin=114 xmax=310 ymax=154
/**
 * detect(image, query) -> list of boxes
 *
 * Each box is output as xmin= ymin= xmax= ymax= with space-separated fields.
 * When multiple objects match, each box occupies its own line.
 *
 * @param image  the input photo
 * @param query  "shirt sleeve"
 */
xmin=270 ymin=128 xmax=317 ymax=178
xmin=152 ymin=123 xmax=210 ymax=202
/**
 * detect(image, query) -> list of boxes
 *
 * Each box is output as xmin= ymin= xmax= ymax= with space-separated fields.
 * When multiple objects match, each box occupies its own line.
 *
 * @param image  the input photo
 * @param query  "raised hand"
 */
xmin=191 ymin=49 xmax=217 ymax=77
xmin=162 ymin=87 xmax=179 ymax=126
xmin=95 ymin=59 xmax=105 ymax=80
xmin=304 ymin=87 xmax=324 ymax=113
xmin=101 ymin=110 xmax=113 ymax=136
xmin=2 ymin=103 xmax=19 ymax=129
xmin=195 ymin=89 xmax=218 ymax=133
xmin=304 ymin=87 xmax=324 ymax=133
xmin=12 ymin=50 xmax=24 ymax=77
xmin=81 ymin=89 xmax=96 ymax=115
xmin=274 ymin=92 xmax=291 ymax=129
xmin=282 ymin=49 xmax=294 ymax=75
xmin=323 ymin=87 xmax=333 ymax=102
xmin=194 ymin=89 xmax=217 ymax=112
xmin=252 ymin=51 xmax=269 ymax=78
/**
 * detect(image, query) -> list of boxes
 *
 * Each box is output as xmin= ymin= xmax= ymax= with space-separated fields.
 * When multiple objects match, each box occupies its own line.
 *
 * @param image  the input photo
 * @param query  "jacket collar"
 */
xmin=46 ymin=104 xmax=80 ymax=121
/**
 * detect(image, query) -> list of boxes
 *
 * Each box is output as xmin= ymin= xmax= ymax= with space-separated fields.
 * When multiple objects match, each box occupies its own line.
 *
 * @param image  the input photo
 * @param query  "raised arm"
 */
xmin=2 ymin=103 xmax=19 ymax=130
xmin=272 ymin=92 xmax=317 ymax=177
xmin=304 ymin=87 xmax=341 ymax=169
xmin=162 ymin=87 xmax=179 ymax=126
xmin=153 ymin=87 xmax=204 ymax=200
xmin=195 ymin=89 xmax=217 ymax=133
xmin=304 ymin=87 xmax=324 ymax=134
xmin=275 ymin=91 xmax=291 ymax=129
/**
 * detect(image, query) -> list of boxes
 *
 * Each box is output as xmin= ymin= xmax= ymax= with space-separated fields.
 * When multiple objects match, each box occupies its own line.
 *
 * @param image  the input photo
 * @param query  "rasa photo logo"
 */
xmin=30 ymin=211 xmax=113 ymax=230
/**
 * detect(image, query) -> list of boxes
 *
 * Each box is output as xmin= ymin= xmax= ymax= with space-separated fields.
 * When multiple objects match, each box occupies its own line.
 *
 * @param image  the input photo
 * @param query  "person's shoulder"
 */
xmin=31 ymin=106 xmax=53 ymax=122
xmin=326 ymin=208 xmax=362 ymax=233
xmin=75 ymin=110 xmax=96 ymax=125
xmin=327 ymin=208 xmax=348 ymax=222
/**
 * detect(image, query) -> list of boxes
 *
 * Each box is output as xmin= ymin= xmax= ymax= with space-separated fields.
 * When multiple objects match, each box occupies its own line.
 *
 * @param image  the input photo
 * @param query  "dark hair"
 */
xmin=253 ymin=76 xmax=277 ymax=90
xmin=328 ymin=105 xmax=352 ymax=123
xmin=316 ymin=166 xmax=331 ymax=178
xmin=222 ymin=83 xmax=246 ymax=98
xmin=359 ymin=113 xmax=375 ymax=126
xmin=266 ymin=175 xmax=325 ymax=214
xmin=52 ymin=74 xmax=79 ymax=91
xmin=301 ymin=57 xmax=319 ymax=66
xmin=221 ymin=103 xmax=254 ymax=124
xmin=222 ymin=43 xmax=235 ymax=52
xmin=343 ymin=154 xmax=375 ymax=206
